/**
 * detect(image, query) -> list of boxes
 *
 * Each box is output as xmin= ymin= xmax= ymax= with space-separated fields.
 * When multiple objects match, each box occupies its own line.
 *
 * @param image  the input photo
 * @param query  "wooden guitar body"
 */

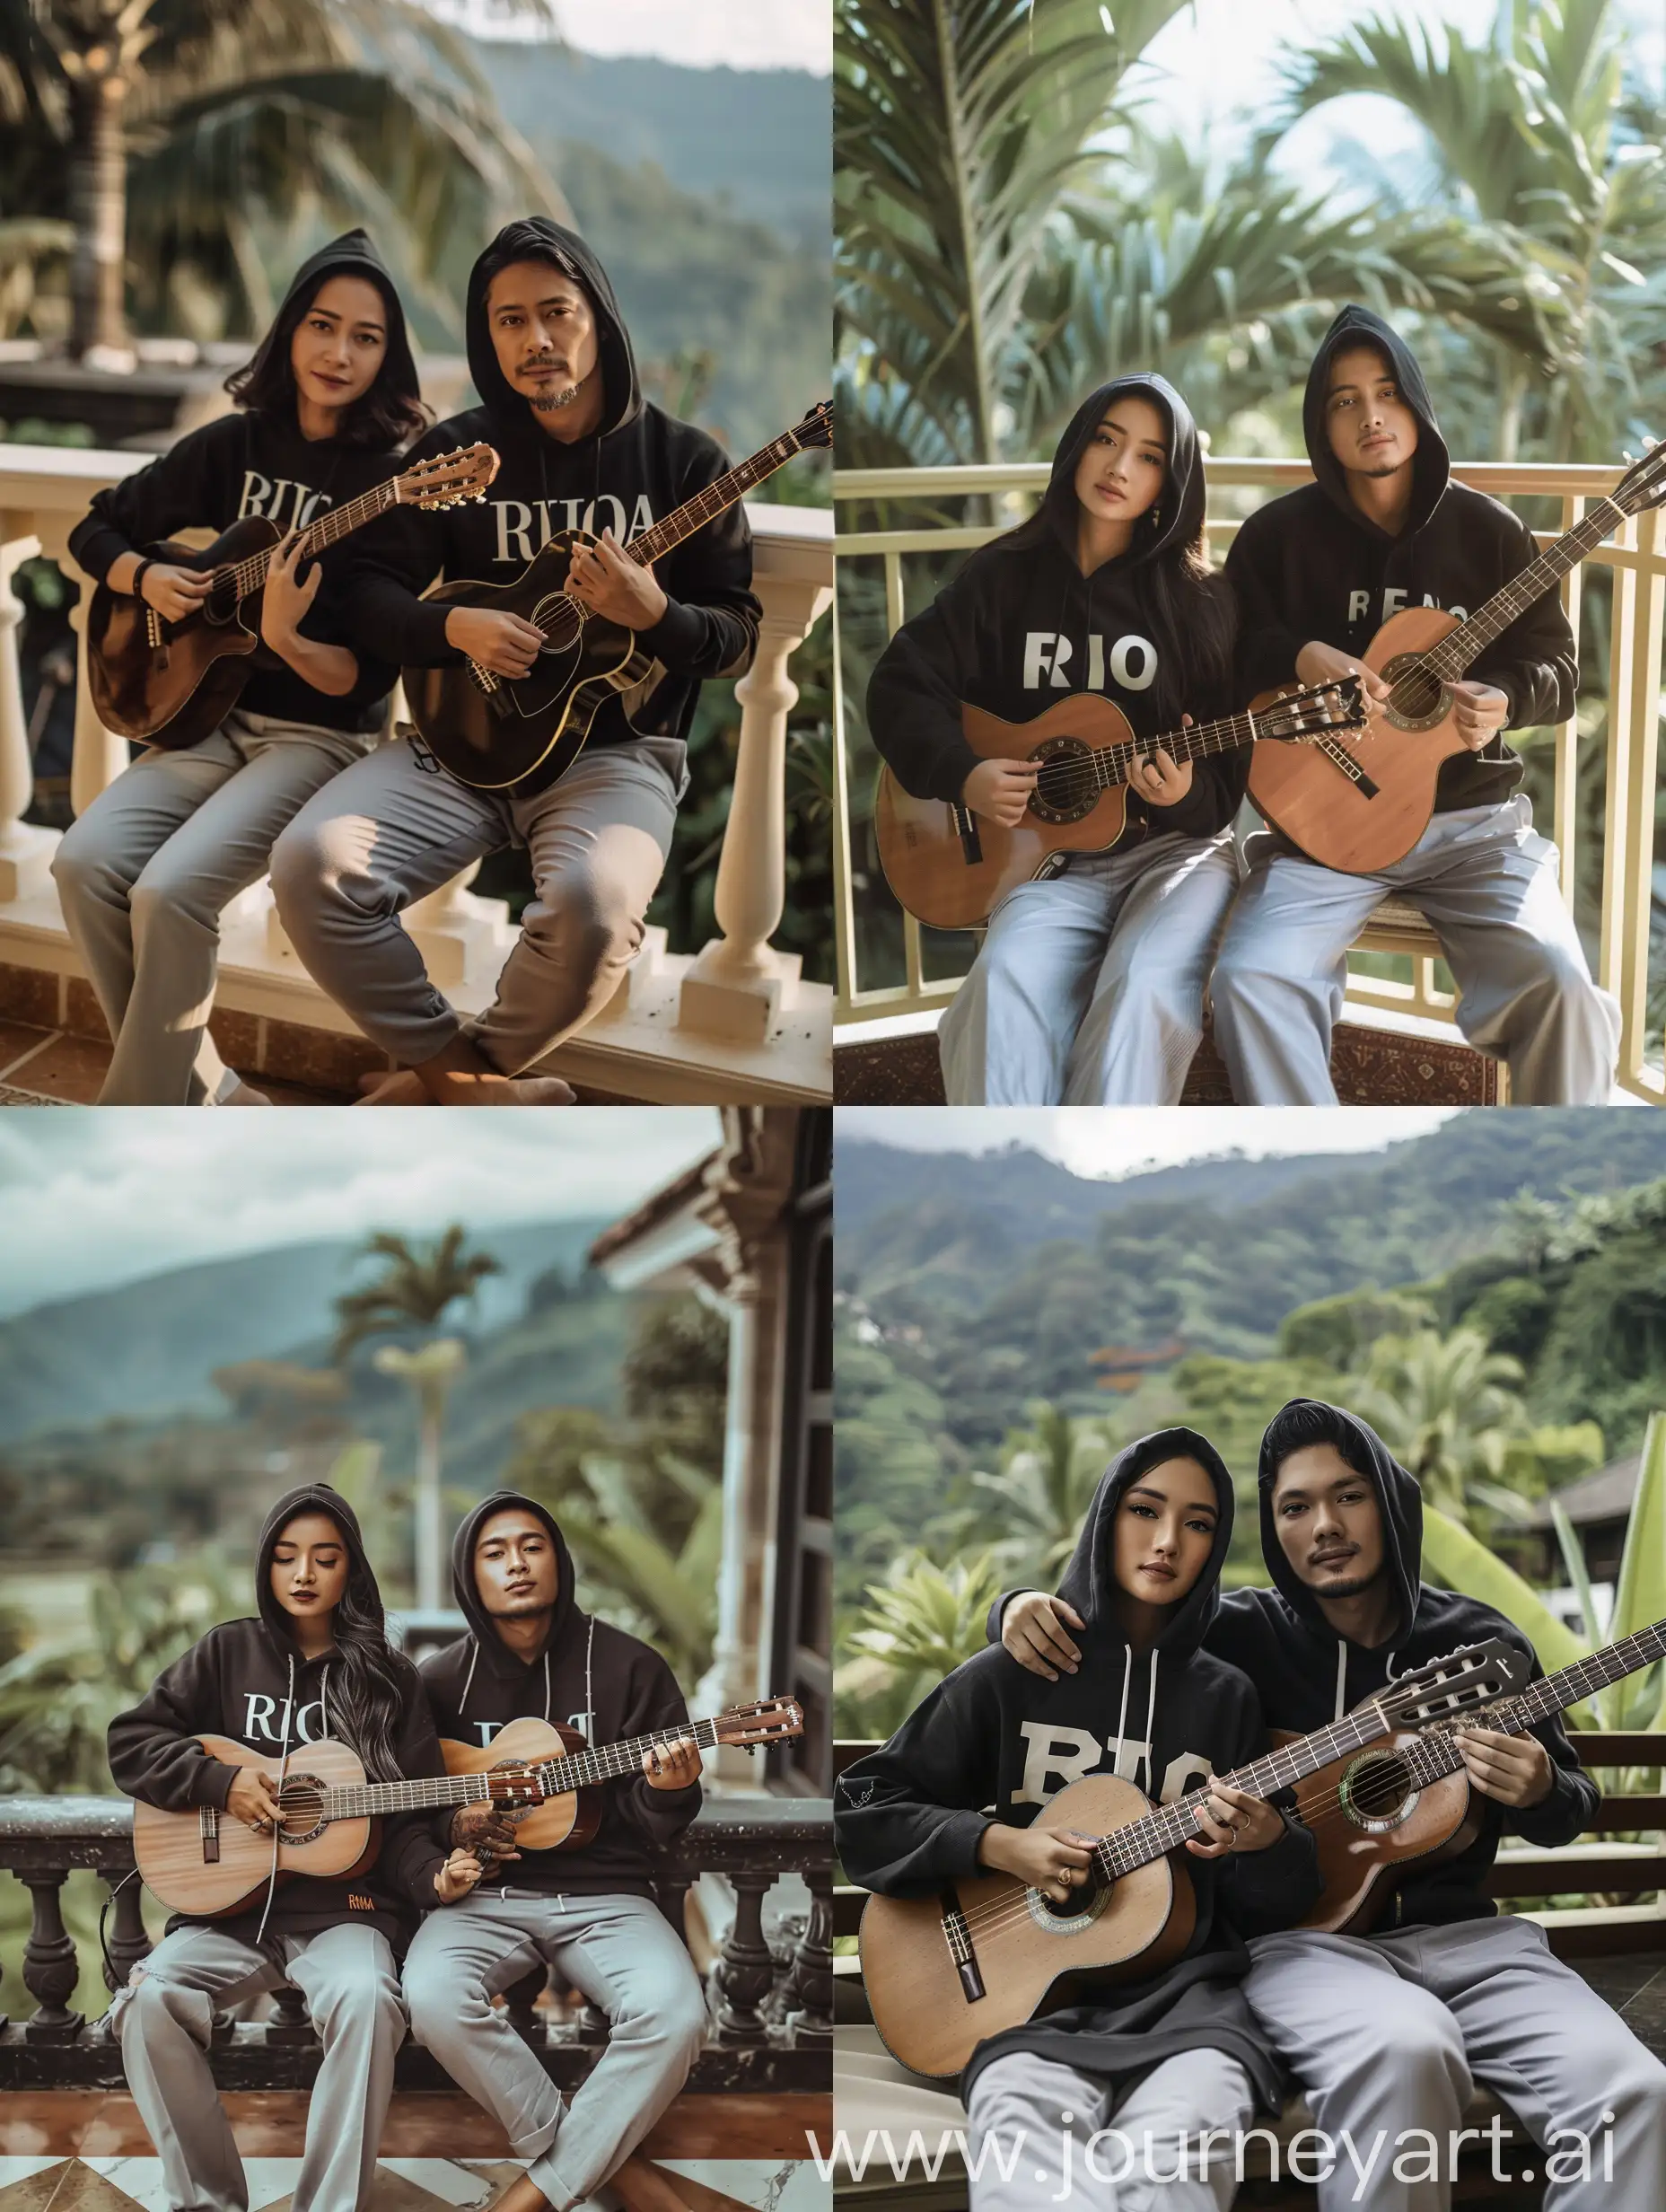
xmin=1246 ymin=605 xmax=1472 ymax=873
xmin=858 ymin=1772 xmax=1197 ymax=2079
xmin=439 ymin=1716 xmax=599 ymax=1852
xmin=1272 ymin=1725 xmax=1476 ymax=1933
xmin=131 ymin=1733 xmax=379 ymax=1917
xmin=874 ymin=693 xmax=1139 ymax=932
xmin=406 ymin=536 xmax=638 ymax=795
xmin=87 ymin=518 xmax=284 ymax=748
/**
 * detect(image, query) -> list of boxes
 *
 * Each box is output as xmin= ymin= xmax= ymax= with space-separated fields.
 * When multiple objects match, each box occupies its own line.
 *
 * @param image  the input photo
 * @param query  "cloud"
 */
xmin=0 ymin=1110 xmax=721 ymax=1317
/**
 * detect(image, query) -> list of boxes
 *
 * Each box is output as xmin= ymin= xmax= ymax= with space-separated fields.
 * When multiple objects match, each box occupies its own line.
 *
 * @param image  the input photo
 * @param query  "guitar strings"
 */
xmin=987 ymin=700 xmax=1360 ymax=815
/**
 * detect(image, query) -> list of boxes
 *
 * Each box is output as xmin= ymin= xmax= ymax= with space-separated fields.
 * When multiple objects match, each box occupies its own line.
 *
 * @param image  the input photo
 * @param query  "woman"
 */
xmin=835 ymin=1431 xmax=1320 ymax=2212
xmin=108 ymin=1485 xmax=484 ymax=2212
xmin=866 ymin=374 xmax=1245 ymax=1104
xmin=57 ymin=231 xmax=425 ymax=1104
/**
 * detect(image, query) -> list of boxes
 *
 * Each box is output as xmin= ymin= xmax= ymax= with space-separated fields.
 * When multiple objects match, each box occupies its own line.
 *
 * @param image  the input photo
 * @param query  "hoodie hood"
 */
xmin=254 ymin=1483 xmax=381 ymax=1656
xmin=1256 ymin=1399 xmax=1423 ymax=1645
xmin=1057 ymin=1426 xmax=1235 ymax=1659
xmin=450 ymin=1488 xmax=580 ymax=1672
xmin=1027 ymin=373 xmax=1208 ymax=569
xmin=1302 ymin=305 xmax=1449 ymax=541
xmin=237 ymin=228 xmax=420 ymax=430
xmin=463 ymin=218 xmax=640 ymax=438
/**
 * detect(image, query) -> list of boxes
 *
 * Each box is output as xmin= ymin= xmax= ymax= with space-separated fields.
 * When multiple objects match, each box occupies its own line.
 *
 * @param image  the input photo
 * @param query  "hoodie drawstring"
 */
xmin=460 ymin=1637 xmax=479 ymax=1716
xmin=253 ymin=1654 xmax=297 ymax=1951
xmin=1115 ymin=1644 xmax=1134 ymax=1785
xmin=1143 ymin=1652 xmax=1158 ymax=1795
xmin=1335 ymin=1638 xmax=1347 ymax=1722
xmin=542 ymin=1648 xmax=552 ymax=1725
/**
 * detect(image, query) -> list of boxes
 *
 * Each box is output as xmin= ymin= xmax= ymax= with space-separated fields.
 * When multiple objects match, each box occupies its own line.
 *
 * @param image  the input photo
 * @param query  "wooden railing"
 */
xmin=0 ymin=1793 xmax=832 ymax=2091
xmin=832 ymin=459 xmax=1666 ymax=1102
xmin=0 ymin=443 xmax=834 ymax=1104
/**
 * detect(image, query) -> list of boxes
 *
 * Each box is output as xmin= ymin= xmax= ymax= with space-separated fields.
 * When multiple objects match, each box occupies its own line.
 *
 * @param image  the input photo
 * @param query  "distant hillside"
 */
xmin=0 ymin=1224 xmax=610 ymax=1447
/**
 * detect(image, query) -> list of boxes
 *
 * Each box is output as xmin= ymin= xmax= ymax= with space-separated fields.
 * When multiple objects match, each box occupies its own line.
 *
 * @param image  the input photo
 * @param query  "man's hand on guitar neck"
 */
xmin=568 ymin=529 xmax=668 ymax=629
xmin=444 ymin=605 xmax=544 ymax=679
xmin=643 ymin=1736 xmax=702 ymax=1791
xmin=1453 ymin=1725 xmax=1554 ymax=1807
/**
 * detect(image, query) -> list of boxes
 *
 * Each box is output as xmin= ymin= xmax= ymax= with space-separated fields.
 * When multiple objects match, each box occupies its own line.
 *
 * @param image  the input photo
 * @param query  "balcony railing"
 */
xmin=832 ymin=458 xmax=1666 ymax=1102
xmin=0 ymin=1792 xmax=831 ymax=2092
xmin=0 ymin=443 xmax=833 ymax=1105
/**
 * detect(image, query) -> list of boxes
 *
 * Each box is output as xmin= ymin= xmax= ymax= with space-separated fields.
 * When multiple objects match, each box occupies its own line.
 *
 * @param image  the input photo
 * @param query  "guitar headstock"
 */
xmin=1261 ymin=675 xmax=1369 ymax=743
xmin=792 ymin=400 xmax=834 ymax=453
xmin=399 ymin=443 xmax=501 ymax=510
xmin=1613 ymin=434 xmax=1666 ymax=518
xmin=1381 ymin=1637 xmax=1530 ymax=1729
xmin=714 ymin=1697 xmax=805 ymax=1753
xmin=484 ymin=1760 xmax=548 ymax=1806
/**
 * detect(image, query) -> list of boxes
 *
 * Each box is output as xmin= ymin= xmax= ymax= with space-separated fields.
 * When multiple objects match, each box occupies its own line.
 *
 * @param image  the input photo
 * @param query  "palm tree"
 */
xmin=333 ymin=1227 xmax=501 ymax=1606
xmin=963 ymin=1399 xmax=1110 ymax=1581
xmin=0 ymin=0 xmax=565 ymax=353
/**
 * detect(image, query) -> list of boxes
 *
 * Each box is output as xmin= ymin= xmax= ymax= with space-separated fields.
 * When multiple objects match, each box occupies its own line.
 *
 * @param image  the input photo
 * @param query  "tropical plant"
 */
xmin=372 ymin=1339 xmax=465 ymax=1610
xmin=840 ymin=1548 xmax=1004 ymax=1735
xmin=332 ymin=1226 xmax=501 ymax=1359
xmin=957 ymin=1399 xmax=1114 ymax=1582
xmin=0 ymin=0 xmax=564 ymax=350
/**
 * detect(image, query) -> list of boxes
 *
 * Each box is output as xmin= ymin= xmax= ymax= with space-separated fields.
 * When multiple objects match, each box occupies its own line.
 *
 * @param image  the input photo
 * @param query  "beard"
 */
xmin=1305 ymin=1560 xmax=1382 ymax=1598
xmin=489 ymin=1592 xmax=553 ymax=1617
xmin=522 ymin=359 xmax=591 ymax=412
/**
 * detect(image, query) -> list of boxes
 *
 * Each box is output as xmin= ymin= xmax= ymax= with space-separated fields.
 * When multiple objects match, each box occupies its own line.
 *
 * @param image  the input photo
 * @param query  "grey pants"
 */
xmin=401 ymin=1888 xmax=709 ymax=2208
xmin=938 ymin=832 xmax=1240 ymax=1105
xmin=111 ymin=1920 xmax=405 ymax=2212
xmin=269 ymin=732 xmax=686 ymax=1074
xmin=1211 ymin=795 xmax=1619 ymax=1105
xmin=966 ymin=2046 xmax=1254 ymax=2212
xmin=50 ymin=710 xmax=370 ymax=1104
xmin=1243 ymin=1918 xmax=1666 ymax=2212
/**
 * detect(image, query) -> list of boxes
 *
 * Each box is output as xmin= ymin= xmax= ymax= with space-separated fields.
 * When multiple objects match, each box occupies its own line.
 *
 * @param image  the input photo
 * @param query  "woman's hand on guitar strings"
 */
xmin=434 ymin=1846 xmax=490 ymax=1903
xmin=1453 ymin=1725 xmax=1554 ymax=1807
xmin=1450 ymin=680 xmax=1510 ymax=751
xmin=1132 ymin=737 xmax=1193 ymax=806
xmin=567 ymin=529 xmax=668 ymax=629
xmin=643 ymin=1736 xmax=703 ymax=1792
xmin=449 ymin=1800 xmax=525 ymax=1865
xmin=1186 ymin=1781 xmax=1285 ymax=1858
xmin=225 ymin=1768 xmax=284 ymax=1833
xmin=977 ymin=1819 xmax=1095 ymax=1900
xmin=136 ymin=562 xmax=213 ymax=625
xmin=443 ymin=604 xmax=543 ymax=678
xmin=961 ymin=757 xmax=1041 ymax=828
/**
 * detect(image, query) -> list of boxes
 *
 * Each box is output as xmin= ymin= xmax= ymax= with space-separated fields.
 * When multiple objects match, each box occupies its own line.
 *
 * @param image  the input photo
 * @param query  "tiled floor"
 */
xmin=0 ymin=2095 xmax=830 ymax=2212
xmin=0 ymin=1023 xmax=350 ymax=1106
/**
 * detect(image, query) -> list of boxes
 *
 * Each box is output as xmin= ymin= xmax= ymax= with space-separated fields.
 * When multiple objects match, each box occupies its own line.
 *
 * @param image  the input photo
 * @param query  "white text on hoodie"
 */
xmin=1014 ymin=1721 xmax=1214 ymax=1808
xmin=1023 ymin=632 xmax=1158 ymax=692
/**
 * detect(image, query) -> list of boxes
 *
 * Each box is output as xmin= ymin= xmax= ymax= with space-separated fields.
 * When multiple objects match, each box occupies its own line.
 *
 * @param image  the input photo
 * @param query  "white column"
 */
xmin=57 ymin=552 xmax=128 ymax=818
xmin=0 ymin=531 xmax=59 ymax=901
xmin=679 ymin=554 xmax=832 ymax=1043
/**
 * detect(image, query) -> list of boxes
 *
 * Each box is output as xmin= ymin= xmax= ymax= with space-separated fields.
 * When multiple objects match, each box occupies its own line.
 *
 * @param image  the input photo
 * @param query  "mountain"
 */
xmin=0 ymin=1224 xmax=612 ymax=1447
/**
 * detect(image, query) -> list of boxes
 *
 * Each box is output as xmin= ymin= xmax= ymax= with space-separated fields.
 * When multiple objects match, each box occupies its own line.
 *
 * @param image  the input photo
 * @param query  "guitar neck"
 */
xmin=1420 ymin=495 xmax=1628 ymax=680
xmin=1092 ymin=1699 xmax=1400 ymax=1879
xmin=321 ymin=1769 xmax=496 ymax=1820
xmin=1406 ymin=1617 xmax=1666 ymax=1788
xmin=1083 ymin=707 xmax=1262 ymax=790
xmin=536 ymin=1713 xmax=725 ymax=1792
xmin=227 ymin=478 xmax=401 ymax=601
xmin=627 ymin=431 xmax=811 ymax=569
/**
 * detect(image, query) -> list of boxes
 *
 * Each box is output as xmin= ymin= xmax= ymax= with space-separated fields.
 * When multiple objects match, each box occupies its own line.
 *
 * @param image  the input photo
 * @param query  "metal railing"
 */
xmin=0 ymin=1794 xmax=831 ymax=2091
xmin=832 ymin=459 xmax=1666 ymax=1101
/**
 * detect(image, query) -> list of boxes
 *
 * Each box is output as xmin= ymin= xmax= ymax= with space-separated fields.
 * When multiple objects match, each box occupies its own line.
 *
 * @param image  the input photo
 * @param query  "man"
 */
xmin=1213 ymin=304 xmax=1618 ymax=1104
xmin=402 ymin=1492 xmax=709 ymax=2212
xmin=992 ymin=1400 xmax=1666 ymax=2212
xmin=270 ymin=218 xmax=761 ymax=1105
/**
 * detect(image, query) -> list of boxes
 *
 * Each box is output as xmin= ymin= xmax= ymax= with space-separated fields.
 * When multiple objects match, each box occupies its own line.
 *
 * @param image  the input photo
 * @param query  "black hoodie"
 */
xmin=343 ymin=218 xmax=761 ymax=769
xmin=68 ymin=232 xmax=412 ymax=735
xmin=865 ymin=375 xmax=1245 ymax=844
xmin=837 ymin=1431 xmax=1320 ymax=2111
xmin=107 ymin=1484 xmax=450 ymax=1953
xmin=416 ymin=1490 xmax=701 ymax=1899
xmin=1224 ymin=306 xmax=1577 ymax=816
xmin=992 ymin=1401 xmax=1597 ymax=1931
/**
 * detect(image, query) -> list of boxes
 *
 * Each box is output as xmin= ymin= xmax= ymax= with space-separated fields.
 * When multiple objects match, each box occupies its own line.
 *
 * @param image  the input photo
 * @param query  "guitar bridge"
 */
xmin=942 ymin=1890 xmax=984 ymax=2004
xmin=145 ymin=604 xmax=169 ymax=666
xmin=1314 ymin=734 xmax=1380 ymax=799
xmin=467 ymin=659 xmax=500 ymax=696
xmin=199 ymin=1804 xmax=221 ymax=1865
xmin=948 ymin=803 xmax=984 ymax=866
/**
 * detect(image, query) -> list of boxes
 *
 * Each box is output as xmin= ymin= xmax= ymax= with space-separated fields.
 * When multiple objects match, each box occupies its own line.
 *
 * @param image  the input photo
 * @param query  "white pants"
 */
xmin=966 ymin=2045 xmax=1255 ymax=2212
xmin=1211 ymin=795 xmax=1619 ymax=1104
xmin=50 ymin=710 xmax=371 ymax=1103
xmin=1243 ymin=1918 xmax=1666 ymax=2212
xmin=938 ymin=832 xmax=1240 ymax=1105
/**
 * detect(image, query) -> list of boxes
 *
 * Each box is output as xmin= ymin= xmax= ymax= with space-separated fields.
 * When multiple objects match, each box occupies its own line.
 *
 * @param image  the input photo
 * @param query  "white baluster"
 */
xmin=52 ymin=549 xmax=128 ymax=818
xmin=0 ymin=532 xmax=59 ymax=901
xmin=679 ymin=541 xmax=832 ymax=1042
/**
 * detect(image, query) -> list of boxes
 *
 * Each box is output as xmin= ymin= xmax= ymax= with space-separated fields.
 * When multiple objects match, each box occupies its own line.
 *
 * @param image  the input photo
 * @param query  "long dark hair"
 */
xmin=307 ymin=1524 xmax=411 ymax=1782
xmin=225 ymin=271 xmax=427 ymax=452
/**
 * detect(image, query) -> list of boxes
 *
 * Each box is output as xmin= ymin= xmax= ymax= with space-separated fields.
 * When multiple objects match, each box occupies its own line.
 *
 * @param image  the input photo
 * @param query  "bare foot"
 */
xmin=487 ymin=2178 xmax=553 ymax=2212
xmin=423 ymin=1071 xmax=576 ymax=1106
xmin=354 ymin=1068 xmax=431 ymax=1106
xmin=219 ymin=1078 xmax=271 ymax=1106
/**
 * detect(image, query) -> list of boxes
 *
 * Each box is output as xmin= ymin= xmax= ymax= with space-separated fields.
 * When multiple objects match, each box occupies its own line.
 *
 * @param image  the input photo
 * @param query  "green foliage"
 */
xmin=839 ymin=1549 xmax=1003 ymax=1735
xmin=953 ymin=1400 xmax=1116 ymax=1582
xmin=1277 ymin=1288 xmax=1438 ymax=1369
xmin=332 ymin=1226 xmax=502 ymax=1363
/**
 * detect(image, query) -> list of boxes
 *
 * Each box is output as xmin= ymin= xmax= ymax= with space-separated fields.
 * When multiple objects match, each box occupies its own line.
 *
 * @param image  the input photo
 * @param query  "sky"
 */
xmin=835 ymin=1106 xmax=1462 ymax=1181
xmin=0 ymin=1112 xmax=720 ymax=1319
xmin=439 ymin=0 xmax=831 ymax=72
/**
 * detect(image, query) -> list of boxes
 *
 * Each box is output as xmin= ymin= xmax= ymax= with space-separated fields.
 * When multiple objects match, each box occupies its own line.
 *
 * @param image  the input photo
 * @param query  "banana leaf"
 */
xmin=1421 ymin=1504 xmax=1598 ymax=1725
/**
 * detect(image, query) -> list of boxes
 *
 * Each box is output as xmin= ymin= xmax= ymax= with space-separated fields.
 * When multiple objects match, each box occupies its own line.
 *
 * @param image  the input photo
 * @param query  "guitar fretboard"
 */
xmin=1067 ymin=695 xmax=1346 ymax=790
xmin=1412 ymin=496 xmax=1629 ymax=686
xmin=533 ymin=1715 xmax=724 ymax=1792
xmin=223 ymin=477 xmax=403 ymax=601
xmin=1398 ymin=1616 xmax=1666 ymax=1793
xmin=313 ymin=1714 xmax=731 ymax=1821
xmin=627 ymin=426 xmax=819 ymax=571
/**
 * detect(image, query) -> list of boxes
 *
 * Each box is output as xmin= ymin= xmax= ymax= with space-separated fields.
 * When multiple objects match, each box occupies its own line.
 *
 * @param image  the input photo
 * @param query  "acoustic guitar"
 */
xmin=857 ymin=1638 xmax=1526 ymax=2077
xmin=1246 ymin=436 xmax=1666 ymax=872
xmin=403 ymin=399 xmax=834 ymax=796
xmin=86 ymin=443 xmax=501 ymax=750
xmin=1271 ymin=1612 xmax=1666 ymax=1935
xmin=130 ymin=1728 xmax=548 ymax=1916
xmin=874 ymin=678 xmax=1366 ymax=932
xmin=438 ymin=1696 xmax=804 ymax=1852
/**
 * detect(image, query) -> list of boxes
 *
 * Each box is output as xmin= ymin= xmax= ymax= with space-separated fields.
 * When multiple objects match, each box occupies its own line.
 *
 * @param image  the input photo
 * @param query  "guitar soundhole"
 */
xmin=534 ymin=594 xmax=583 ymax=654
xmin=202 ymin=569 xmax=241 ymax=628
xmin=1338 ymin=1751 xmax=1419 ymax=1833
xmin=1382 ymin=654 xmax=1449 ymax=733
xmin=1028 ymin=737 xmax=1098 ymax=825
xmin=1026 ymin=1867 xmax=1111 ymax=1934
xmin=276 ymin=1775 xmax=328 ymax=1844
